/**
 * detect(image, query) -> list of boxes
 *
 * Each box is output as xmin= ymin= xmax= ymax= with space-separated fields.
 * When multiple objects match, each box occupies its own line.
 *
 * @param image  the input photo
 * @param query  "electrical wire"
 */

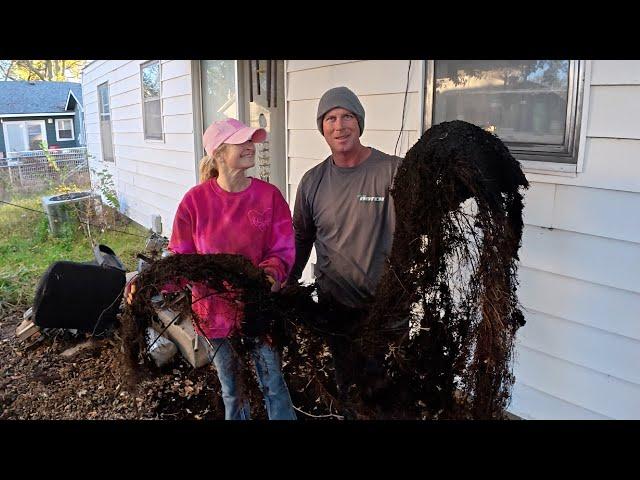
xmin=394 ymin=60 xmax=413 ymax=157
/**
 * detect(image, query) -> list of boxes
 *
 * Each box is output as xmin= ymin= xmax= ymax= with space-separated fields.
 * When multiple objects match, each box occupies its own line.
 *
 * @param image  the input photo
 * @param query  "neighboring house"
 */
xmin=0 ymin=81 xmax=84 ymax=159
xmin=81 ymin=60 xmax=640 ymax=420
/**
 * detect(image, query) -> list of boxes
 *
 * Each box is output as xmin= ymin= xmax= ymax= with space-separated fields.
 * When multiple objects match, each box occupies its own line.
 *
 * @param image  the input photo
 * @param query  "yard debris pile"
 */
xmin=0 ymin=308 xmax=224 ymax=420
xmin=1 ymin=120 xmax=530 ymax=420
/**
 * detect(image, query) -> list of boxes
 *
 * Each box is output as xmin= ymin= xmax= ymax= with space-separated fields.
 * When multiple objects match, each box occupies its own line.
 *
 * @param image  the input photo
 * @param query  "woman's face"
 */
xmin=221 ymin=140 xmax=256 ymax=171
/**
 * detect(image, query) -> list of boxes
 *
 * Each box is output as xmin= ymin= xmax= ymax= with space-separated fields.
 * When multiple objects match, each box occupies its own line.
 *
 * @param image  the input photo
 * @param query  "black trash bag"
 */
xmin=32 ymin=261 xmax=126 ymax=335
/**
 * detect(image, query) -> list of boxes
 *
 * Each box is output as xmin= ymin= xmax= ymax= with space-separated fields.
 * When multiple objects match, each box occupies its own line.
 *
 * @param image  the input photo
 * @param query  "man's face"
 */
xmin=322 ymin=107 xmax=361 ymax=154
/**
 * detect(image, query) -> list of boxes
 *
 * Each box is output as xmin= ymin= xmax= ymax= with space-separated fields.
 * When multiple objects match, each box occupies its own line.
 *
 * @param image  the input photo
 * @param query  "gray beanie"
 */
xmin=316 ymin=86 xmax=365 ymax=136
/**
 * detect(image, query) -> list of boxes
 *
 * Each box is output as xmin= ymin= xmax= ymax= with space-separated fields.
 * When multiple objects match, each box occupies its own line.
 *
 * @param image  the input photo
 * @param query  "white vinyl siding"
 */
xmin=82 ymin=60 xmax=196 ymax=233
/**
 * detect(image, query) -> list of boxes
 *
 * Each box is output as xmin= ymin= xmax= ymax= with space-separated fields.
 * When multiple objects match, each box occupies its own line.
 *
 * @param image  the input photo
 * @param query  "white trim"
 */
xmin=191 ymin=60 xmax=204 ymax=184
xmin=418 ymin=60 xmax=426 ymax=134
xmin=423 ymin=59 xmax=434 ymax=130
xmin=234 ymin=60 xmax=242 ymax=122
xmin=575 ymin=60 xmax=592 ymax=174
xmin=65 ymin=90 xmax=83 ymax=111
xmin=0 ymin=112 xmax=75 ymax=118
xmin=55 ymin=117 xmax=75 ymax=141
xmin=2 ymin=119 xmax=48 ymax=153
xmin=521 ymin=160 xmax=578 ymax=176
xmin=284 ymin=59 xmax=289 ymax=203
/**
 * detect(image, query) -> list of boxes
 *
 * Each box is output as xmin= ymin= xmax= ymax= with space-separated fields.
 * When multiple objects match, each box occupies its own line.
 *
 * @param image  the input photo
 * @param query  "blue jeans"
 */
xmin=208 ymin=337 xmax=297 ymax=420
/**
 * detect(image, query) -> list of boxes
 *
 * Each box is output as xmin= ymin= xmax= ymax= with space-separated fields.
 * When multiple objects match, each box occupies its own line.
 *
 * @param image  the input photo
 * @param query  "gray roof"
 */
xmin=0 ymin=81 xmax=83 ymax=115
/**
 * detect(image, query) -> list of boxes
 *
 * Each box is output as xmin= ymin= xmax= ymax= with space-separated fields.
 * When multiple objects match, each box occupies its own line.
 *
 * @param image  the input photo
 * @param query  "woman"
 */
xmin=166 ymin=117 xmax=297 ymax=420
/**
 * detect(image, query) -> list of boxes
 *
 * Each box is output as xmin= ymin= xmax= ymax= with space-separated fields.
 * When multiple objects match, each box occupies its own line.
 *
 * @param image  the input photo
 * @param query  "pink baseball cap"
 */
xmin=202 ymin=118 xmax=267 ymax=156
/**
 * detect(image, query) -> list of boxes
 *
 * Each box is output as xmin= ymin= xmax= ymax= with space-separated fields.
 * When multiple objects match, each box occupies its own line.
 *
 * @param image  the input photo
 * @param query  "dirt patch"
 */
xmin=0 ymin=308 xmax=224 ymax=420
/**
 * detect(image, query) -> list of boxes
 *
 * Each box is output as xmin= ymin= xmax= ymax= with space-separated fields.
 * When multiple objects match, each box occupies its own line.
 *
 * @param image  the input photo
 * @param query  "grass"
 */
xmin=0 ymin=191 xmax=148 ymax=310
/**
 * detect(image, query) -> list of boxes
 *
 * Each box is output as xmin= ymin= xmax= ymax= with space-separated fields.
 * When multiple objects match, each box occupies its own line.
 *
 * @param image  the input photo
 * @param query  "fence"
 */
xmin=0 ymin=147 xmax=90 ymax=190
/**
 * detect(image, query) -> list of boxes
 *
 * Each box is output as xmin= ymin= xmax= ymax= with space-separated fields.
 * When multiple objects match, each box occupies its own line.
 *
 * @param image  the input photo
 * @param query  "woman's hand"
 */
xmin=266 ymin=275 xmax=281 ymax=293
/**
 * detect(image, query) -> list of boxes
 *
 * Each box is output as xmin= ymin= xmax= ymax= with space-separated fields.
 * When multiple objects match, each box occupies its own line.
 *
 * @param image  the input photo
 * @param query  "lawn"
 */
xmin=0 ymin=192 xmax=148 ymax=310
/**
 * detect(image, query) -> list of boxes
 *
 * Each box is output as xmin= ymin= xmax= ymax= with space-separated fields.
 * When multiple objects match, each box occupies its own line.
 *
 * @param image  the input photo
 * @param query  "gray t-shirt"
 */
xmin=291 ymin=148 xmax=402 ymax=308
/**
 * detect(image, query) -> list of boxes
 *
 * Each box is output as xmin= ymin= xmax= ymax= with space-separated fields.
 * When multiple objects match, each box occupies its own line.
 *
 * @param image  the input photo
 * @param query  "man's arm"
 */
xmin=288 ymin=178 xmax=316 ymax=283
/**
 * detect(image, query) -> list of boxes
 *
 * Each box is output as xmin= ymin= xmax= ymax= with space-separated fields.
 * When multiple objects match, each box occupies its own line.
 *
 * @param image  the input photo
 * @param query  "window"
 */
xmin=424 ymin=60 xmax=585 ymax=170
xmin=200 ymin=60 xmax=238 ymax=126
xmin=141 ymin=60 xmax=163 ymax=140
xmin=2 ymin=120 xmax=47 ymax=153
xmin=97 ymin=82 xmax=114 ymax=162
xmin=55 ymin=118 xmax=75 ymax=141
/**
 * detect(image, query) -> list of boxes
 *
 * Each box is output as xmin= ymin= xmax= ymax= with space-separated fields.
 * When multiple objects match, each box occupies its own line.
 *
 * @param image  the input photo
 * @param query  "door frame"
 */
xmin=192 ymin=60 xmax=288 ymax=199
xmin=192 ymin=60 xmax=246 ymax=183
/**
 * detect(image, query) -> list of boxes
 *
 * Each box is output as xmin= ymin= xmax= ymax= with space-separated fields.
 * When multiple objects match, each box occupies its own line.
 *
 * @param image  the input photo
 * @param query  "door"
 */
xmin=199 ymin=60 xmax=286 ymax=196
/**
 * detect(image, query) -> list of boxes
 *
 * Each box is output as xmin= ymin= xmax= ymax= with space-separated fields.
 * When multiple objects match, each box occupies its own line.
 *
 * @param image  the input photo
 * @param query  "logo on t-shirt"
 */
xmin=247 ymin=208 xmax=272 ymax=232
xmin=357 ymin=194 xmax=385 ymax=203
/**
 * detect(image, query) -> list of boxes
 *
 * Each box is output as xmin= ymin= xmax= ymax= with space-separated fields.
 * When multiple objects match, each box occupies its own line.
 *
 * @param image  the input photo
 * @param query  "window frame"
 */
xmin=140 ymin=60 xmax=164 ymax=141
xmin=423 ymin=60 xmax=586 ymax=173
xmin=55 ymin=117 xmax=75 ymax=141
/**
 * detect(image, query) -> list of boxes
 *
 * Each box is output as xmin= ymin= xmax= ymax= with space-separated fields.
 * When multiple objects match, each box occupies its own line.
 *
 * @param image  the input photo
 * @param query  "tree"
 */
xmin=0 ymin=60 xmax=87 ymax=82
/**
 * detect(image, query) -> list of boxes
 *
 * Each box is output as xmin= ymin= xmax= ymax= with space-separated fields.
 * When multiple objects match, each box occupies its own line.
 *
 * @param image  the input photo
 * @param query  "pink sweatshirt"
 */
xmin=168 ymin=177 xmax=295 ymax=338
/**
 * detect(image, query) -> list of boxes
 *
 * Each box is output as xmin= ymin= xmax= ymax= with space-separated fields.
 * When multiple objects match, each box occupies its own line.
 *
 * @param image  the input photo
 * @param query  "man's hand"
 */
xmin=266 ymin=275 xmax=281 ymax=293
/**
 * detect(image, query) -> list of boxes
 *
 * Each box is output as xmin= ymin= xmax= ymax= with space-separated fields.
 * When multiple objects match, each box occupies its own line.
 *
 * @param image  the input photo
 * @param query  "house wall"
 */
xmin=81 ymin=60 xmax=197 ymax=233
xmin=285 ymin=60 xmax=640 ymax=419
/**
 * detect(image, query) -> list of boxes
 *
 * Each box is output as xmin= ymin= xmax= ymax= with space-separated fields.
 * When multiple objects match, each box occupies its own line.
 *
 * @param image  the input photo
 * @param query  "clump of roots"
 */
xmin=364 ymin=120 xmax=529 ymax=419
xmin=117 ymin=253 xmax=349 ymax=418
xmin=117 ymin=254 xmax=267 ymax=385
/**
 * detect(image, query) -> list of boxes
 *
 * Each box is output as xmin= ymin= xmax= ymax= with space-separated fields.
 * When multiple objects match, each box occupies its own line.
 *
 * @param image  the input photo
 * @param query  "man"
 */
xmin=289 ymin=86 xmax=402 ymax=414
